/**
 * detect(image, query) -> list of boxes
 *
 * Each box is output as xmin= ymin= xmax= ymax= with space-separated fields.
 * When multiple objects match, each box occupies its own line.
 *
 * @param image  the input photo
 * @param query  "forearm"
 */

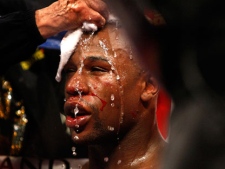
xmin=0 ymin=0 xmax=108 ymax=75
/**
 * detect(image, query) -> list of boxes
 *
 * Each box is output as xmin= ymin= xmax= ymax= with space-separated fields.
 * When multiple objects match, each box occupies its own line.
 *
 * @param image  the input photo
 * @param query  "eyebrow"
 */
xmin=86 ymin=56 xmax=109 ymax=62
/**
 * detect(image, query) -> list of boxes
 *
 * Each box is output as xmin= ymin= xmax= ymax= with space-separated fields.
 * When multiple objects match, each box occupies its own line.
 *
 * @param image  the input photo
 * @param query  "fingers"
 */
xmin=81 ymin=8 xmax=107 ymax=28
xmin=85 ymin=0 xmax=109 ymax=22
xmin=36 ymin=0 xmax=109 ymax=38
xmin=68 ymin=0 xmax=108 ymax=28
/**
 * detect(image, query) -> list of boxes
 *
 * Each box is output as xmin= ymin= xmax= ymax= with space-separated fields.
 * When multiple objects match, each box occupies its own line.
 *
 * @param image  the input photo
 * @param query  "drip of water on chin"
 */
xmin=71 ymin=146 xmax=77 ymax=156
xmin=74 ymin=135 xmax=79 ymax=140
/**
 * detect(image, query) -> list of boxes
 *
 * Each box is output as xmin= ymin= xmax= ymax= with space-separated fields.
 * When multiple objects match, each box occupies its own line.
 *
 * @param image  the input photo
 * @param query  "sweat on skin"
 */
xmin=60 ymin=18 xmax=165 ymax=169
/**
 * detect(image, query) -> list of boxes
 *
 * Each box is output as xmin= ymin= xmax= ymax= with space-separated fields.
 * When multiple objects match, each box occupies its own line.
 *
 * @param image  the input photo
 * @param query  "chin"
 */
xmin=70 ymin=130 xmax=96 ymax=144
xmin=70 ymin=129 xmax=117 ymax=145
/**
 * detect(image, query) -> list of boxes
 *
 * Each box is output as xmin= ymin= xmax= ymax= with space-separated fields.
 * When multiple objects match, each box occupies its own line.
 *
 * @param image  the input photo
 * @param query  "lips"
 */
xmin=65 ymin=115 xmax=91 ymax=128
xmin=64 ymin=99 xmax=91 ymax=129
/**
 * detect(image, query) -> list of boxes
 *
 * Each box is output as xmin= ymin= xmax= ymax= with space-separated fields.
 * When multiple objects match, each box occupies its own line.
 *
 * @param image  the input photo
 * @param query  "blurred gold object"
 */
xmin=0 ymin=77 xmax=28 ymax=156
xmin=20 ymin=48 xmax=45 ymax=70
xmin=0 ymin=78 xmax=13 ymax=119
xmin=10 ymin=105 xmax=28 ymax=155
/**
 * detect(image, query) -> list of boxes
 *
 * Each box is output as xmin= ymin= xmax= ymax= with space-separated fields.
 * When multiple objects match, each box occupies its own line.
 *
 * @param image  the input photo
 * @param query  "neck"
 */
xmin=85 ymin=123 xmax=165 ymax=169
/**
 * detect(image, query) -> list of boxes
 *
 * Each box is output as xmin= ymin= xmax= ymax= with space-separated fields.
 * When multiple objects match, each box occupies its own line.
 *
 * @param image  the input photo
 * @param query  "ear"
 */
xmin=141 ymin=75 xmax=159 ymax=102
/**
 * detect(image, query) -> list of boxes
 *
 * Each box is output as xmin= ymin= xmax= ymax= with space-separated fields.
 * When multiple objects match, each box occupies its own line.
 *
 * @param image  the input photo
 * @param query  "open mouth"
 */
xmin=64 ymin=100 xmax=91 ymax=130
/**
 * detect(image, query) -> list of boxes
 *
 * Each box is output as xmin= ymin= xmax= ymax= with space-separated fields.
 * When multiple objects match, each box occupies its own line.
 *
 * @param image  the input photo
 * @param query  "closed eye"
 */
xmin=91 ymin=66 xmax=108 ymax=72
xmin=63 ymin=68 xmax=76 ymax=74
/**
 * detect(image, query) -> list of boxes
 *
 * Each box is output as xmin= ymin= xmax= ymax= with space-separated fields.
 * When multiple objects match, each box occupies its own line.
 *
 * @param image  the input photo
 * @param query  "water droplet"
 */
xmin=111 ymin=94 xmax=115 ymax=101
xmin=75 ymin=81 xmax=80 ymax=91
xmin=78 ymin=90 xmax=82 ymax=98
xmin=74 ymin=105 xmax=79 ymax=117
xmin=117 ymin=160 xmax=122 ymax=165
xmin=120 ymin=112 xmax=124 ymax=124
xmin=74 ymin=135 xmax=79 ymax=140
xmin=111 ymin=103 xmax=115 ymax=107
xmin=104 ymin=157 xmax=109 ymax=162
xmin=130 ymin=54 xmax=133 ymax=60
xmin=99 ymin=40 xmax=108 ymax=56
xmin=71 ymin=146 xmax=77 ymax=156
xmin=129 ymin=50 xmax=133 ymax=60
xmin=64 ymin=98 xmax=66 ymax=102
xmin=107 ymin=126 xmax=114 ymax=131
xmin=78 ymin=61 xmax=84 ymax=74
xmin=72 ymin=151 xmax=77 ymax=156
xmin=71 ymin=146 xmax=76 ymax=151
xmin=109 ymin=70 xmax=113 ymax=76
xmin=116 ymin=75 xmax=120 ymax=80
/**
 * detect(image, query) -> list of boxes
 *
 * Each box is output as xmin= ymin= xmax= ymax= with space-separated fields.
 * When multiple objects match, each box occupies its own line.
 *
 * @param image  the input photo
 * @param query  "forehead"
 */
xmin=69 ymin=23 xmax=145 ymax=76
xmin=76 ymin=24 xmax=134 ymax=61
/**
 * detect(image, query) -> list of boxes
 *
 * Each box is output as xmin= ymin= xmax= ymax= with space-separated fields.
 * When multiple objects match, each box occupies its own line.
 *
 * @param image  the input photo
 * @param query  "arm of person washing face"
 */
xmin=0 ymin=0 xmax=108 ymax=75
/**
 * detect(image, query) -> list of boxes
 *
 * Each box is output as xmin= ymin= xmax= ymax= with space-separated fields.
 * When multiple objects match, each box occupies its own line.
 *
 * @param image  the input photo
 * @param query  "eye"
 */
xmin=91 ymin=66 xmax=107 ymax=72
xmin=63 ymin=68 xmax=76 ymax=74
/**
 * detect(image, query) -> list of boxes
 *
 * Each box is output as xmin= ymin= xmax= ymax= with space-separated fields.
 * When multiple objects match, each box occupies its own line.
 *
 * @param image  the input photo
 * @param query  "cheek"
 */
xmin=90 ymin=76 xmax=117 ymax=92
xmin=92 ymin=80 xmax=114 ymax=90
xmin=89 ymin=77 xmax=120 ymax=107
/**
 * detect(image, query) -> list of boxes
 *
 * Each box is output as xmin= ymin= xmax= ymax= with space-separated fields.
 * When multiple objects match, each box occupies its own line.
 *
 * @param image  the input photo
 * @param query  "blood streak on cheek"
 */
xmin=91 ymin=93 xmax=107 ymax=111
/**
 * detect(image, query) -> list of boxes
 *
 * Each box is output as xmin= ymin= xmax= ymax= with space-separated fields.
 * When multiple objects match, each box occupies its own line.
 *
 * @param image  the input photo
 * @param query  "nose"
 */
xmin=65 ymin=72 xmax=89 ymax=96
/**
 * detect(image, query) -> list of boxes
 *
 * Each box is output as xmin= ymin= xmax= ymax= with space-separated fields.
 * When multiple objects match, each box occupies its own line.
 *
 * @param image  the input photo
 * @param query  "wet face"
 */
xmin=63 ymin=23 xmax=151 ymax=145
